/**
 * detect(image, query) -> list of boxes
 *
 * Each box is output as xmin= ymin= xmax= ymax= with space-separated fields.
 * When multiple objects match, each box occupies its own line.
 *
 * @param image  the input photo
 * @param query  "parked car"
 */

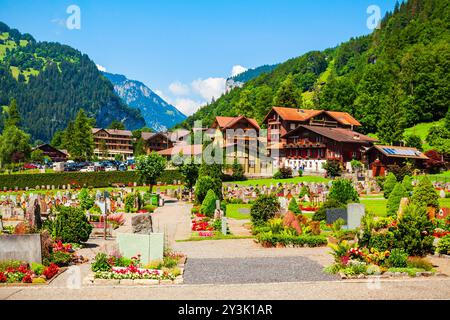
xmin=105 ymin=166 xmax=117 ymax=172
xmin=118 ymin=164 xmax=127 ymax=171
xmin=80 ymin=166 xmax=95 ymax=172
xmin=23 ymin=163 xmax=38 ymax=170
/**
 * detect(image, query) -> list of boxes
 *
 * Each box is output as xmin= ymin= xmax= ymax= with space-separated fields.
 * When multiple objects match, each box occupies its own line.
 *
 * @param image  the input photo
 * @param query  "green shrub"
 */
xmin=124 ymin=194 xmax=135 ymax=212
xmin=386 ymin=248 xmax=408 ymax=268
xmin=406 ymin=257 xmax=433 ymax=271
xmin=387 ymin=267 xmax=427 ymax=277
xmin=328 ymin=179 xmax=359 ymax=204
xmin=273 ymin=167 xmax=293 ymax=179
xmin=250 ymin=194 xmax=280 ymax=226
xmin=195 ymin=176 xmax=222 ymax=204
xmin=231 ymin=161 xmax=246 ymax=181
xmin=323 ymin=159 xmax=342 ymax=178
xmin=312 ymin=198 xmax=345 ymax=222
xmin=0 ymin=170 xmax=183 ymax=189
xmin=394 ymin=204 xmax=435 ymax=257
xmin=383 ymin=173 xmax=397 ymax=199
xmin=299 ymin=186 xmax=309 ymax=198
xmin=0 ymin=260 xmax=22 ymax=272
xmin=437 ymin=234 xmax=450 ymax=255
xmin=368 ymin=231 xmax=396 ymax=251
xmin=79 ymin=188 xmax=94 ymax=211
xmin=257 ymin=232 xmax=327 ymax=247
xmin=411 ymin=176 xmax=440 ymax=210
xmin=401 ymin=175 xmax=413 ymax=193
xmin=47 ymin=206 xmax=93 ymax=243
xmin=50 ymin=251 xmax=72 ymax=267
xmin=91 ymin=253 xmax=112 ymax=272
xmin=200 ymin=189 xmax=218 ymax=217
xmin=31 ymin=262 xmax=45 ymax=276
xmin=386 ymin=183 xmax=408 ymax=217
xmin=163 ymin=256 xmax=178 ymax=269
xmin=288 ymin=197 xmax=301 ymax=214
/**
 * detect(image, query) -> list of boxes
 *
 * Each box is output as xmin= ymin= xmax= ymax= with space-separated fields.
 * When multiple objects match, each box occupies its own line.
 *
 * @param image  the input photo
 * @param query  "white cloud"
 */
xmin=191 ymin=77 xmax=227 ymax=102
xmin=173 ymin=98 xmax=205 ymax=116
xmin=169 ymin=81 xmax=190 ymax=96
xmin=96 ymin=64 xmax=107 ymax=72
xmin=231 ymin=65 xmax=248 ymax=77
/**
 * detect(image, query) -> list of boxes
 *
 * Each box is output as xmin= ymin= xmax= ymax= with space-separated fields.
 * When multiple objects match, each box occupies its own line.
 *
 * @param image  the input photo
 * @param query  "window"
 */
xmin=290 ymin=123 xmax=296 ymax=130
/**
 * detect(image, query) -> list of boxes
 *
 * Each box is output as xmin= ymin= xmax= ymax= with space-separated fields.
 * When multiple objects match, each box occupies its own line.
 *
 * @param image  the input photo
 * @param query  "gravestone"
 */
xmin=326 ymin=208 xmax=348 ymax=225
xmin=347 ymin=203 xmax=365 ymax=230
xmin=131 ymin=213 xmax=153 ymax=234
xmin=440 ymin=190 xmax=446 ymax=199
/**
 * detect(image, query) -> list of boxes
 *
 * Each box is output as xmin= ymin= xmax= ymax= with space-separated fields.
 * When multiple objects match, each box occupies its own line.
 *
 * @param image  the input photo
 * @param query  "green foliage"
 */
xmin=31 ymin=262 xmax=45 ymax=276
xmin=386 ymin=248 xmax=408 ymax=268
xmin=322 ymin=160 xmax=342 ymax=178
xmin=200 ymin=189 xmax=218 ymax=218
xmin=91 ymin=253 xmax=112 ymax=272
xmin=108 ymin=120 xmax=125 ymax=130
xmin=124 ymin=194 xmax=135 ymax=213
xmin=47 ymin=206 xmax=93 ymax=243
xmin=394 ymin=204 xmax=435 ymax=257
xmin=67 ymin=109 xmax=94 ymax=161
xmin=195 ymin=175 xmax=222 ymax=204
xmin=406 ymin=257 xmax=433 ymax=271
xmin=135 ymin=152 xmax=167 ymax=192
xmin=288 ymin=197 xmax=301 ymax=214
xmin=273 ymin=74 xmax=303 ymax=108
xmin=30 ymin=149 xmax=44 ymax=163
xmin=299 ymin=185 xmax=309 ymax=198
xmin=312 ymin=198 xmax=345 ymax=222
xmin=404 ymin=134 xmax=423 ymax=151
xmin=0 ymin=260 xmax=22 ymax=272
xmin=0 ymin=124 xmax=31 ymax=166
xmin=0 ymin=170 xmax=182 ymax=189
xmin=386 ymin=183 xmax=408 ymax=217
xmin=273 ymin=166 xmax=293 ymax=179
xmin=401 ymin=175 xmax=413 ymax=193
xmin=411 ymin=176 xmax=439 ymax=210
xmin=383 ymin=173 xmax=398 ymax=199
xmin=250 ymin=194 xmax=280 ymax=226
xmin=50 ymin=251 xmax=72 ymax=267
xmin=178 ymin=161 xmax=199 ymax=190
xmin=328 ymin=179 xmax=359 ymax=204
xmin=231 ymin=160 xmax=246 ymax=181
xmin=0 ymin=23 xmax=145 ymax=142
xmin=79 ymin=188 xmax=94 ymax=211
xmin=437 ymin=235 xmax=450 ymax=255
xmin=257 ymin=232 xmax=327 ymax=248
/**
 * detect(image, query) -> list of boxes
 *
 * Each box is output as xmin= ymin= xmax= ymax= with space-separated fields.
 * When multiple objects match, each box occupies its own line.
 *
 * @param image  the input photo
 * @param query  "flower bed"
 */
xmin=0 ymin=261 xmax=63 ymax=285
xmin=86 ymin=251 xmax=186 ymax=285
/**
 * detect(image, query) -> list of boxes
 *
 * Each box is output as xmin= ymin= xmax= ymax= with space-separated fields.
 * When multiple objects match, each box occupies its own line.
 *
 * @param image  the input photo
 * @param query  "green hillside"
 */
xmin=0 ymin=22 xmax=145 ymax=142
xmin=179 ymin=0 xmax=450 ymax=145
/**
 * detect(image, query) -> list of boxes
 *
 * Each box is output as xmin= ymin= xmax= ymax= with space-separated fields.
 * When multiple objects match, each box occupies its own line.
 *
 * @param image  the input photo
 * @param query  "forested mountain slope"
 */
xmin=0 ymin=22 xmax=145 ymax=142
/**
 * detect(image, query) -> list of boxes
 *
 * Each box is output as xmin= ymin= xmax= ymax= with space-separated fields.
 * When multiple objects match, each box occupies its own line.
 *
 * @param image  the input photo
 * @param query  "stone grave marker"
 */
xmin=326 ymin=208 xmax=348 ymax=225
xmin=347 ymin=203 xmax=365 ymax=230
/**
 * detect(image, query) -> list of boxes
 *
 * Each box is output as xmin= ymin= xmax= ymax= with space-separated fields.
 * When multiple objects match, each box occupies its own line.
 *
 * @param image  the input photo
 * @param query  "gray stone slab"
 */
xmin=326 ymin=208 xmax=348 ymax=225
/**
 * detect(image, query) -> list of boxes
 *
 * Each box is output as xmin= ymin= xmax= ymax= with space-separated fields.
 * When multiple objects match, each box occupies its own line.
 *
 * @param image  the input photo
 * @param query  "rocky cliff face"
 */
xmin=103 ymin=72 xmax=186 ymax=132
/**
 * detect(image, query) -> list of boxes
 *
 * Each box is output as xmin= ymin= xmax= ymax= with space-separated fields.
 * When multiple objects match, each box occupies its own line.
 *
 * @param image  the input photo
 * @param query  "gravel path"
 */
xmin=183 ymin=256 xmax=337 ymax=284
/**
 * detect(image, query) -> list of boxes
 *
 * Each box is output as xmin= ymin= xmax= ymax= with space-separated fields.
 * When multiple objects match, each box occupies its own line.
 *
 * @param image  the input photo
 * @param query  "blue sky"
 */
xmin=0 ymin=0 xmax=398 ymax=115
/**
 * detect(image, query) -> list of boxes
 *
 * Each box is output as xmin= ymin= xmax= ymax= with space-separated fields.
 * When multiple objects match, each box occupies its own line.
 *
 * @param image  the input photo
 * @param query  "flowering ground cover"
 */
xmin=0 ymin=260 xmax=61 ymax=284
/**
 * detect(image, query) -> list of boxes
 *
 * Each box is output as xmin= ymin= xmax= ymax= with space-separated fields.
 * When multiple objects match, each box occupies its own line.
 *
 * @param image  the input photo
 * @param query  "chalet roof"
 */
xmin=263 ymin=107 xmax=361 ymax=126
xmin=369 ymin=145 xmax=428 ymax=160
xmin=283 ymin=125 xmax=377 ymax=144
xmin=214 ymin=116 xmax=260 ymax=130
xmin=92 ymin=128 xmax=133 ymax=137
xmin=157 ymin=144 xmax=203 ymax=156
xmin=32 ymin=144 xmax=67 ymax=155
xmin=141 ymin=132 xmax=169 ymax=141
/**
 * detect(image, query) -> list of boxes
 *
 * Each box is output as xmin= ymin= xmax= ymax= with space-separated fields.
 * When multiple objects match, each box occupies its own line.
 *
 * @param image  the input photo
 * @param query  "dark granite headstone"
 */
xmin=326 ymin=208 xmax=348 ymax=225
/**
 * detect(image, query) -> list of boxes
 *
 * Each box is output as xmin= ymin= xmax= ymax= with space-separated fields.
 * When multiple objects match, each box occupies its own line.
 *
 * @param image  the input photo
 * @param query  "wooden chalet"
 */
xmin=32 ymin=144 xmax=68 ymax=162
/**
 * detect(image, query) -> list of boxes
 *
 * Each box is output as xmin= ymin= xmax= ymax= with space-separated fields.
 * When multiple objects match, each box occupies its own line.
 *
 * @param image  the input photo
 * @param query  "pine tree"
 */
xmin=401 ymin=175 xmax=413 ymax=193
xmin=273 ymin=74 xmax=302 ymax=108
xmin=5 ymin=99 xmax=21 ymax=127
xmin=377 ymin=86 xmax=406 ymax=145
xmin=70 ymin=109 xmax=94 ymax=161
xmin=383 ymin=172 xmax=397 ymax=199
xmin=411 ymin=177 xmax=440 ymax=210
xmin=387 ymin=183 xmax=408 ymax=217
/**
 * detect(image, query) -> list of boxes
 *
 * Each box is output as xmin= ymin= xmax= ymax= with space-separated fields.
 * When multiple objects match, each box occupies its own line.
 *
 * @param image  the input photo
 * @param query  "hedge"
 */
xmin=0 ymin=170 xmax=183 ymax=189
xmin=256 ymin=232 xmax=327 ymax=248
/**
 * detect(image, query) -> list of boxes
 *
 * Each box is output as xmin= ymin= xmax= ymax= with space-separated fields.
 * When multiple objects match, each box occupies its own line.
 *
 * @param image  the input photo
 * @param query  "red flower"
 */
xmin=43 ymin=263 xmax=59 ymax=280
xmin=0 ymin=272 xmax=6 ymax=283
xmin=22 ymin=274 xmax=32 ymax=283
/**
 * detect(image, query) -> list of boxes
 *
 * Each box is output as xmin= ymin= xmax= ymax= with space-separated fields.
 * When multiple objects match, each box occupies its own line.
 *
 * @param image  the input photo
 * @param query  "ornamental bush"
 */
xmin=411 ymin=177 xmax=440 ymax=210
xmin=386 ymin=183 xmax=408 ymax=217
xmin=393 ymin=204 xmax=435 ymax=257
xmin=288 ymin=197 xmax=301 ymax=215
xmin=383 ymin=173 xmax=397 ymax=199
xmin=48 ymin=206 xmax=92 ymax=243
xmin=401 ymin=175 xmax=413 ymax=193
xmin=200 ymin=189 xmax=218 ymax=218
xmin=250 ymin=194 xmax=280 ymax=226
xmin=437 ymin=235 xmax=450 ymax=255
xmin=195 ymin=176 xmax=222 ymax=204
xmin=386 ymin=248 xmax=408 ymax=268
xmin=323 ymin=159 xmax=342 ymax=178
xmin=273 ymin=166 xmax=293 ymax=179
xmin=328 ymin=179 xmax=359 ymax=204
xmin=79 ymin=188 xmax=94 ymax=211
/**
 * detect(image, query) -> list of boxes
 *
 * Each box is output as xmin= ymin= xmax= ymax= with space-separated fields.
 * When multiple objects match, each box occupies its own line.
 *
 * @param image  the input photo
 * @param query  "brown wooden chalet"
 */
xmin=32 ymin=144 xmax=68 ymax=162
xmin=282 ymin=125 xmax=377 ymax=163
xmin=141 ymin=132 xmax=173 ymax=154
xmin=263 ymin=106 xmax=362 ymax=144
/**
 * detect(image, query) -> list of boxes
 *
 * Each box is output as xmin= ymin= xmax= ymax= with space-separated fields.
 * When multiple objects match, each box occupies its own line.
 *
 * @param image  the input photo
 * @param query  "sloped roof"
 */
xmin=92 ymin=128 xmax=133 ymax=137
xmin=263 ymin=107 xmax=361 ymax=126
xmin=283 ymin=125 xmax=377 ymax=144
xmin=370 ymin=145 xmax=428 ymax=160
xmin=214 ymin=116 xmax=260 ymax=130
xmin=157 ymin=144 xmax=203 ymax=156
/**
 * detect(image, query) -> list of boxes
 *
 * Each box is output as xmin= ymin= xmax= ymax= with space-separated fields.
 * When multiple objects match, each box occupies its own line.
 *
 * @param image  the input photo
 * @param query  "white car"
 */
xmin=105 ymin=166 xmax=117 ymax=172
xmin=80 ymin=166 xmax=95 ymax=172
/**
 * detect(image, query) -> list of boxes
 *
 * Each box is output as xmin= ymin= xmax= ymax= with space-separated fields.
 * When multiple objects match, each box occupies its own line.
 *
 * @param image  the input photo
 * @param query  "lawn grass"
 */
xmin=176 ymin=234 xmax=254 ymax=242
xmin=404 ymin=120 xmax=444 ymax=152
xmin=360 ymin=198 xmax=387 ymax=217
xmin=225 ymin=204 xmax=252 ymax=220
xmin=440 ymin=198 xmax=450 ymax=208
xmin=225 ymin=175 xmax=330 ymax=187
xmin=426 ymin=171 xmax=450 ymax=183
